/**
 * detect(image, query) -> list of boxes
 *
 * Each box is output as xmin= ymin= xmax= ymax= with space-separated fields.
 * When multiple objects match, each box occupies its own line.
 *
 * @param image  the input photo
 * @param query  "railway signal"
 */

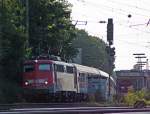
xmin=107 ymin=18 xmax=113 ymax=45
xmin=110 ymin=47 xmax=115 ymax=56
xmin=106 ymin=18 xmax=115 ymax=100
xmin=106 ymin=46 xmax=115 ymax=57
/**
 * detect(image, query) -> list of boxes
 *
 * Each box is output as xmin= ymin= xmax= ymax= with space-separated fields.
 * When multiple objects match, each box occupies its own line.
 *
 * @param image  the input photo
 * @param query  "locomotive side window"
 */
xmin=56 ymin=64 xmax=64 ymax=72
xmin=24 ymin=64 xmax=34 ymax=72
xmin=79 ymin=73 xmax=85 ymax=81
xmin=39 ymin=64 xmax=51 ymax=71
xmin=66 ymin=66 xmax=73 ymax=73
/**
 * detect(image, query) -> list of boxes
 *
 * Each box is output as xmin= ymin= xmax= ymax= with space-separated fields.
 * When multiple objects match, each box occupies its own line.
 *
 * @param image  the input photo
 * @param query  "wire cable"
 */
xmin=74 ymin=0 xmax=150 ymax=18
xmin=107 ymin=0 xmax=150 ymax=13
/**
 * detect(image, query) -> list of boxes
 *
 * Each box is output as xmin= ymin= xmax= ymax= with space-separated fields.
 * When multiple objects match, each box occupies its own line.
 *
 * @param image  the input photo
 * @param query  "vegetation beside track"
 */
xmin=0 ymin=0 xmax=112 ymax=104
xmin=123 ymin=89 xmax=150 ymax=107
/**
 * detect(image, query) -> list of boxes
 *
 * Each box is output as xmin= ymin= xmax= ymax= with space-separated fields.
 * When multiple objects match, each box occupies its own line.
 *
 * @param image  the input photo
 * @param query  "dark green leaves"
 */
xmin=28 ymin=0 xmax=76 ymax=59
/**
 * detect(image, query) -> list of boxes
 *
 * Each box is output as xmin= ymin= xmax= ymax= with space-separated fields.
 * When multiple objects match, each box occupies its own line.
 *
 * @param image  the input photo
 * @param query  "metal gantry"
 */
xmin=133 ymin=53 xmax=147 ymax=70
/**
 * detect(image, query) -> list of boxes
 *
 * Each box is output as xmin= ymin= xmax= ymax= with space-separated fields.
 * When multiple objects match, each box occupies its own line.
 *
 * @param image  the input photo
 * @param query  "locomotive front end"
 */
xmin=22 ymin=60 xmax=54 ymax=101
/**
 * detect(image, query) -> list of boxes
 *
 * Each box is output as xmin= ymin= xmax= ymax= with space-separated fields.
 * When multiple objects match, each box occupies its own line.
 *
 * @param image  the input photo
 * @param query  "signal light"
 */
xmin=25 ymin=81 xmax=29 ymax=85
xmin=44 ymin=81 xmax=48 ymax=85
xmin=110 ymin=47 xmax=115 ymax=56
xmin=107 ymin=18 xmax=113 ymax=45
xmin=106 ymin=46 xmax=115 ymax=56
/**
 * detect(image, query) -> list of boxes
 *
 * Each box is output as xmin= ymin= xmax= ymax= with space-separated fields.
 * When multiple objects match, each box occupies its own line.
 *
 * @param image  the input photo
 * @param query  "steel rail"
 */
xmin=0 ymin=107 xmax=150 ymax=114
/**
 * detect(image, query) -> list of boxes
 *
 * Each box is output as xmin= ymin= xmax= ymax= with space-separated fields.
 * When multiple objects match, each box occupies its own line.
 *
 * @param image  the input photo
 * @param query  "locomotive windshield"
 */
xmin=23 ymin=64 xmax=34 ymax=72
xmin=39 ymin=64 xmax=52 ymax=71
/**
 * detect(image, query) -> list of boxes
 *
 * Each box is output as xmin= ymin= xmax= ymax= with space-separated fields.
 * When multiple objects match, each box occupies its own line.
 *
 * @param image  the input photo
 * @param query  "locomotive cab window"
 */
xmin=66 ymin=66 xmax=73 ymax=73
xmin=39 ymin=64 xmax=51 ymax=71
xmin=23 ymin=64 xmax=34 ymax=72
xmin=56 ymin=64 xmax=64 ymax=72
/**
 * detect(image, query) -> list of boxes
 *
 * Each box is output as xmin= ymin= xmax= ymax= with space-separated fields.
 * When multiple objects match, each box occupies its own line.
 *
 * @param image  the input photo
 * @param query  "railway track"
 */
xmin=0 ymin=106 xmax=150 ymax=114
xmin=0 ymin=103 xmax=149 ymax=114
xmin=0 ymin=102 xmax=130 ymax=110
xmin=0 ymin=103 xmax=102 ymax=110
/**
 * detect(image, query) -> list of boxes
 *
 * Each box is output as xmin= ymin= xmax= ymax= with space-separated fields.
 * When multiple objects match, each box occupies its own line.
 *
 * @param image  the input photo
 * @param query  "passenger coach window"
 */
xmin=24 ymin=64 xmax=34 ymax=72
xmin=39 ymin=64 xmax=51 ymax=71
xmin=56 ymin=65 xmax=64 ymax=72
xmin=66 ymin=66 xmax=73 ymax=73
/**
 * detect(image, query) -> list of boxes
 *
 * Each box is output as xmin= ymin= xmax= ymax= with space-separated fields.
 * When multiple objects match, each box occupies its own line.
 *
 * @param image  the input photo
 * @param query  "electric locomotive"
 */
xmin=23 ymin=58 xmax=77 ymax=102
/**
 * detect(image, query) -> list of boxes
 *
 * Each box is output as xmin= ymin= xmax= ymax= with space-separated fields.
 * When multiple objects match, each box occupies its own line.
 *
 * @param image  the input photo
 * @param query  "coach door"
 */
xmin=78 ymin=73 xmax=88 ymax=93
xmin=54 ymin=64 xmax=64 ymax=91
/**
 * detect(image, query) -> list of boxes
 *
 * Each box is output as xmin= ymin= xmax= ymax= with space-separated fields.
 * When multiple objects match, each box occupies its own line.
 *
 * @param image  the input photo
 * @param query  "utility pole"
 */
xmin=106 ymin=18 xmax=115 ymax=101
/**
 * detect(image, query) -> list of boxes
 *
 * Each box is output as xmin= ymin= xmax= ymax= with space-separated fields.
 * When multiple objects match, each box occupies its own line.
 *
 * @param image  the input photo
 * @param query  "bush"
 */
xmin=146 ymin=100 xmax=150 ymax=105
xmin=124 ymin=89 xmax=148 ymax=106
xmin=124 ymin=90 xmax=138 ymax=106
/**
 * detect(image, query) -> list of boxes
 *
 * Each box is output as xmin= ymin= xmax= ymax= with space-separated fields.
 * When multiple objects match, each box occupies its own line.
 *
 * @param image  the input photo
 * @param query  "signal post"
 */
xmin=106 ymin=18 xmax=115 ymax=101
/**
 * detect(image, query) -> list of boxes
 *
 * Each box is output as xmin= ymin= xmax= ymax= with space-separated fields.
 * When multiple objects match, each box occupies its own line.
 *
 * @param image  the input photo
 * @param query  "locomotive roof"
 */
xmin=24 ymin=59 xmax=109 ymax=78
xmin=73 ymin=63 xmax=109 ymax=78
xmin=73 ymin=63 xmax=100 ymax=75
xmin=24 ymin=59 xmax=73 ymax=66
xmin=24 ymin=59 xmax=53 ymax=64
xmin=53 ymin=61 xmax=74 ymax=66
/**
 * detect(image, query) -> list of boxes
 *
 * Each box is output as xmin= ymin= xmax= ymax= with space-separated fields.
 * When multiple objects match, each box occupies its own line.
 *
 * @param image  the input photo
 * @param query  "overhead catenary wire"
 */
xmin=72 ymin=0 xmax=141 ymax=18
xmin=71 ymin=0 xmax=150 ymax=31
xmin=76 ymin=0 xmax=150 ymax=19
xmin=70 ymin=0 xmax=150 ymax=41
xmin=118 ymin=23 xmax=150 ymax=34
xmin=72 ymin=0 xmax=150 ymax=26
xmin=71 ymin=1 xmax=127 ymax=20
xmin=106 ymin=0 xmax=150 ymax=13
xmin=71 ymin=18 xmax=150 ymax=34
xmin=71 ymin=0 xmax=150 ymax=27
xmin=76 ymin=0 xmax=150 ymax=18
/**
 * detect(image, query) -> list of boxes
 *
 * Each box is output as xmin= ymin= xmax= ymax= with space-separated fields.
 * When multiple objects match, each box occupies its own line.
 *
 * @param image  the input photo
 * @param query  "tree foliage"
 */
xmin=28 ymin=0 xmax=77 ymax=60
xmin=72 ymin=29 xmax=111 ymax=73
xmin=0 ymin=0 xmax=26 ymax=103
xmin=0 ymin=0 xmax=26 ymax=82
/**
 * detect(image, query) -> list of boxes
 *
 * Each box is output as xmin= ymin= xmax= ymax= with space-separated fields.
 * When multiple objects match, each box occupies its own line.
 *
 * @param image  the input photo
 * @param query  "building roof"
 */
xmin=116 ymin=70 xmax=150 ymax=77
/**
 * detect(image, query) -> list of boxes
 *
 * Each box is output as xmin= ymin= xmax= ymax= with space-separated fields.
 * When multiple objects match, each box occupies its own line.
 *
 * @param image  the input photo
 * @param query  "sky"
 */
xmin=68 ymin=0 xmax=150 ymax=70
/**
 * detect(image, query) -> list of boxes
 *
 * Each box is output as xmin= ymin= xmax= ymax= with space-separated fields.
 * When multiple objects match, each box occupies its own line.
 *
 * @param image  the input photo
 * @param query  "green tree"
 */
xmin=0 ymin=0 xmax=26 ymax=103
xmin=0 ymin=0 xmax=26 ymax=81
xmin=27 ymin=0 xmax=77 ymax=60
xmin=72 ymin=29 xmax=111 ymax=73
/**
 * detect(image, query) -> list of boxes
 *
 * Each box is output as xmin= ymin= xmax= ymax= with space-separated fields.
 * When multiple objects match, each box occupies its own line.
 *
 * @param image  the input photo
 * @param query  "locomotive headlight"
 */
xmin=25 ymin=81 xmax=29 ymax=85
xmin=44 ymin=81 xmax=48 ymax=85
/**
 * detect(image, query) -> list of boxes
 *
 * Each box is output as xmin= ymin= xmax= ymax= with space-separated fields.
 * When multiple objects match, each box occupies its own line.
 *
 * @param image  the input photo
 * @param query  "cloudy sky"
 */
xmin=68 ymin=0 xmax=150 ymax=70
